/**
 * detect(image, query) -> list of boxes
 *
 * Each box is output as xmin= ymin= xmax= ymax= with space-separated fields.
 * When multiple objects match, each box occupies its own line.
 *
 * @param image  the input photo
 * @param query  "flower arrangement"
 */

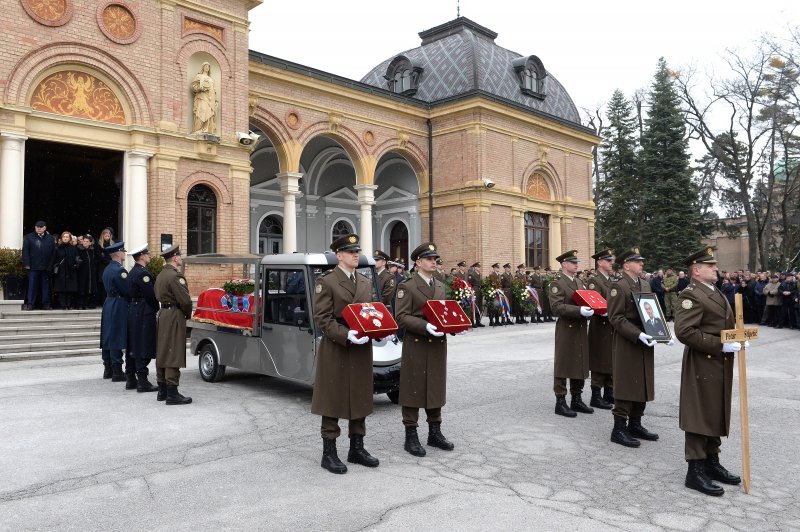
xmin=480 ymin=277 xmax=501 ymax=302
xmin=512 ymin=278 xmax=540 ymax=313
xmin=449 ymin=277 xmax=475 ymax=308
xmin=223 ymin=278 xmax=255 ymax=296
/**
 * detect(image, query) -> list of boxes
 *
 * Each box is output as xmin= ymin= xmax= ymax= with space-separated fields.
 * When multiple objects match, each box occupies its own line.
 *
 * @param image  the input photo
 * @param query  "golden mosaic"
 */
xmin=526 ymin=174 xmax=551 ymax=200
xmin=30 ymin=71 xmax=126 ymax=124
xmin=102 ymin=4 xmax=136 ymax=40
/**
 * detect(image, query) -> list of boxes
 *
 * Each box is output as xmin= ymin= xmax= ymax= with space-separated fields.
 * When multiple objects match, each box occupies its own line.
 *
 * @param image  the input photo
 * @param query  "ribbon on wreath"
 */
xmin=495 ymin=290 xmax=512 ymax=319
xmin=526 ymin=286 xmax=542 ymax=312
xmin=452 ymin=277 xmax=477 ymax=322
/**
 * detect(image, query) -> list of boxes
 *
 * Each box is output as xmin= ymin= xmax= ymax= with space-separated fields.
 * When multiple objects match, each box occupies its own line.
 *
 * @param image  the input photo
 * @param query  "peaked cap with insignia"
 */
xmin=161 ymin=244 xmax=180 ymax=260
xmin=591 ymin=248 xmax=615 ymax=261
xmin=105 ymin=241 xmax=126 ymax=254
xmin=555 ymin=250 xmax=579 ymax=264
xmin=683 ymin=247 xmax=717 ymax=266
xmin=615 ymin=247 xmax=645 ymax=265
xmin=373 ymin=249 xmax=390 ymax=261
xmin=410 ymin=242 xmax=440 ymax=261
xmin=330 ymin=233 xmax=361 ymax=253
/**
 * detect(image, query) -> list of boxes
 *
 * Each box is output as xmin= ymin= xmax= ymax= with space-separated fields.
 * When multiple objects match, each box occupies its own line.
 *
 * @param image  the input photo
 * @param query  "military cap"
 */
xmin=555 ymin=250 xmax=579 ymax=264
xmin=104 ymin=241 xmax=126 ymax=254
xmin=533 ymin=266 xmax=541 ymax=271
xmin=410 ymin=242 xmax=440 ymax=261
xmin=128 ymin=243 xmax=150 ymax=260
xmin=615 ymin=247 xmax=645 ymax=265
xmin=457 ymin=260 xmax=466 ymax=267
xmin=330 ymin=233 xmax=361 ymax=253
xmin=517 ymin=264 xmax=525 ymax=269
xmin=591 ymin=248 xmax=615 ymax=261
xmin=373 ymin=249 xmax=390 ymax=261
xmin=503 ymin=263 xmax=511 ymax=269
xmin=682 ymin=247 xmax=717 ymax=267
xmin=435 ymin=257 xmax=443 ymax=265
xmin=491 ymin=262 xmax=500 ymax=269
xmin=471 ymin=262 xmax=481 ymax=268
xmin=161 ymin=244 xmax=180 ymax=260
xmin=35 ymin=220 xmax=47 ymax=227
xmin=396 ymin=258 xmax=406 ymax=267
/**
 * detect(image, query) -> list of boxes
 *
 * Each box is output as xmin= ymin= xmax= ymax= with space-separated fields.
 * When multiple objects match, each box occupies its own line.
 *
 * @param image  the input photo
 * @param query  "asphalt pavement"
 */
xmin=1 ymin=321 xmax=798 ymax=531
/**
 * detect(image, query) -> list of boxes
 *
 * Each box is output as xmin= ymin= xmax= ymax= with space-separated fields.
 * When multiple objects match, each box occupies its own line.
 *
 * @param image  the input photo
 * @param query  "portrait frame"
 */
xmin=634 ymin=293 xmax=672 ymax=343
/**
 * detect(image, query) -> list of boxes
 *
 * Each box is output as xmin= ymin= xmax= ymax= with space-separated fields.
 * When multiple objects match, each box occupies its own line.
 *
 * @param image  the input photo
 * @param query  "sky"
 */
xmin=249 ymin=0 xmax=800 ymax=122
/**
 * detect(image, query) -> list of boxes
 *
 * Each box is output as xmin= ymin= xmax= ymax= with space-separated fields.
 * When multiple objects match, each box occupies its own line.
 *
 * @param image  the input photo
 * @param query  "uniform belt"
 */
xmin=161 ymin=303 xmax=177 ymax=309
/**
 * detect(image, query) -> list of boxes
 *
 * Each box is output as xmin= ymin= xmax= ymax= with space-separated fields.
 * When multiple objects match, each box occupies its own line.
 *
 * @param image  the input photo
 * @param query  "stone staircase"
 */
xmin=0 ymin=304 xmax=102 ymax=361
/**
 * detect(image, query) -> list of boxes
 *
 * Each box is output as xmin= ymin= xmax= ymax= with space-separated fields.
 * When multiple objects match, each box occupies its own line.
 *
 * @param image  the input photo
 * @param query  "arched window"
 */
xmin=512 ymin=56 xmax=547 ymax=99
xmin=385 ymin=56 xmax=423 ymax=96
xmin=187 ymin=184 xmax=216 ymax=254
xmin=258 ymin=215 xmax=283 ymax=255
xmin=524 ymin=212 xmax=549 ymax=268
xmin=332 ymin=219 xmax=354 ymax=241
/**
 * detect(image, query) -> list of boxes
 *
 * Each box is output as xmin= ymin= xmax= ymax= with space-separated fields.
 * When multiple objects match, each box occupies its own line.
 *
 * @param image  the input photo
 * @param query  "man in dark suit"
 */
xmin=641 ymin=301 xmax=667 ymax=337
xmin=126 ymin=244 xmax=159 ymax=393
xmin=22 ymin=220 xmax=55 ymax=310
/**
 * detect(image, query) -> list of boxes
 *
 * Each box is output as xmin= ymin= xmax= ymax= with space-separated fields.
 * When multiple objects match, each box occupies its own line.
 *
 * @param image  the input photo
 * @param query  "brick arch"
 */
xmin=297 ymin=121 xmax=368 ymax=174
xmin=175 ymin=37 xmax=233 ymax=132
xmin=521 ymin=161 xmax=563 ymax=201
xmin=176 ymin=171 xmax=232 ymax=204
xmin=372 ymin=139 xmax=429 ymax=192
xmin=249 ymin=107 xmax=292 ymax=174
xmin=5 ymin=42 xmax=153 ymax=126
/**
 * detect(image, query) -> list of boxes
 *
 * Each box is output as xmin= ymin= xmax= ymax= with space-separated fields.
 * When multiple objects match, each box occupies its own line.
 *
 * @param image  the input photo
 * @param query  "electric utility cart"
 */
xmin=184 ymin=253 xmax=402 ymax=402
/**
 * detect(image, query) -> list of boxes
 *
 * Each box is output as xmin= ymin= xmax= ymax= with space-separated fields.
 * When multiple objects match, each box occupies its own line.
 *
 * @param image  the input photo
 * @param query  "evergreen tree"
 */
xmin=639 ymin=58 xmax=707 ymax=269
xmin=596 ymin=89 xmax=642 ymax=251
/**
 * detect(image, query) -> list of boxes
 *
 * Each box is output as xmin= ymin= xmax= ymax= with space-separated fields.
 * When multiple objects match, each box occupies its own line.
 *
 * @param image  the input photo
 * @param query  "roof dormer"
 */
xmin=384 ymin=55 xmax=423 ymax=96
xmin=512 ymin=55 xmax=547 ymax=100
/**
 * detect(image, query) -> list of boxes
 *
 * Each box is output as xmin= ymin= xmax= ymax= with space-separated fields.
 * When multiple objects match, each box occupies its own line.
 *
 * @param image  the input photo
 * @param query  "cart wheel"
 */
xmin=386 ymin=389 xmax=400 ymax=404
xmin=198 ymin=343 xmax=226 ymax=382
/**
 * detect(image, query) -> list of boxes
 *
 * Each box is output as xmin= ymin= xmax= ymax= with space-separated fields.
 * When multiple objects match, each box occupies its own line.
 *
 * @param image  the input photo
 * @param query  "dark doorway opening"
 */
xmin=24 ymin=139 xmax=123 ymax=239
xmin=389 ymin=221 xmax=409 ymax=266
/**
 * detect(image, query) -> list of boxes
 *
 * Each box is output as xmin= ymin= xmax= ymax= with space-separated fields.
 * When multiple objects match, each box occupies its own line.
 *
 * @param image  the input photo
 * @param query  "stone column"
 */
xmin=550 ymin=215 xmax=562 ymax=270
xmin=0 ymin=133 xmax=27 ymax=249
xmin=123 ymin=151 xmax=153 ymax=265
xmin=355 ymin=184 xmax=377 ymax=252
xmin=277 ymin=172 xmax=303 ymax=253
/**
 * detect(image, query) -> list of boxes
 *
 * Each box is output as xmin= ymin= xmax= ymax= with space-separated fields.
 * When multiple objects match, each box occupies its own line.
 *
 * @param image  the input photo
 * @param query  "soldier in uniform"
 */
xmin=154 ymin=245 xmax=193 ymax=405
xmin=456 ymin=260 xmax=467 ymax=279
xmin=607 ymin=248 xmax=669 ymax=447
xmin=514 ymin=264 xmax=530 ymax=323
xmin=395 ymin=242 xmax=456 ymax=456
xmin=501 ymin=263 xmax=516 ymax=325
xmin=586 ymin=248 xmax=615 ymax=410
xmin=311 ymin=234 xmax=383 ymax=474
xmin=549 ymin=250 xmax=594 ymax=417
xmin=100 ymin=242 xmax=131 ymax=383
xmin=373 ymin=250 xmax=395 ymax=309
xmin=529 ymin=266 xmax=545 ymax=323
xmin=487 ymin=263 xmax=502 ymax=327
xmin=674 ymin=247 xmax=742 ymax=496
xmin=433 ymin=257 xmax=447 ymax=284
xmin=466 ymin=262 xmax=484 ymax=327
xmin=662 ymin=268 xmax=679 ymax=321
xmin=126 ymin=244 xmax=158 ymax=393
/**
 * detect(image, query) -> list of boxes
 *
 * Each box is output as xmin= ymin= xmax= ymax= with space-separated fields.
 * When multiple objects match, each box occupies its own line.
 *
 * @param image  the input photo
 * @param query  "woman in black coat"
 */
xmin=52 ymin=231 xmax=79 ymax=310
xmin=75 ymin=235 xmax=98 ymax=309
xmin=95 ymin=227 xmax=115 ymax=306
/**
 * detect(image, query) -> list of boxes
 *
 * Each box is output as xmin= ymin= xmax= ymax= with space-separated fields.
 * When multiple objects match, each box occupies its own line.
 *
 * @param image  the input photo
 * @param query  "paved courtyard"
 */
xmin=0 ymin=323 xmax=798 ymax=531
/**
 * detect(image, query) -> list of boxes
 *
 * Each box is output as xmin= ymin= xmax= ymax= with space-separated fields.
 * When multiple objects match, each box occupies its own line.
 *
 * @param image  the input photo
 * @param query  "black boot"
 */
xmin=590 ymin=386 xmax=613 ymax=409
xmin=156 ymin=382 xmax=167 ymax=401
xmin=489 ymin=316 xmax=496 ymax=327
xmin=603 ymin=386 xmax=614 ymax=405
xmin=554 ymin=396 xmax=577 ymax=417
xmin=111 ymin=364 xmax=125 ymax=382
xmin=685 ymin=459 xmax=724 ymax=496
xmin=404 ymin=426 xmax=426 ymax=456
xmin=103 ymin=363 xmax=112 ymax=379
xmin=427 ymin=422 xmax=454 ymax=450
xmin=705 ymin=454 xmax=741 ymax=485
xmin=628 ymin=416 xmax=658 ymax=441
xmin=505 ymin=317 xmax=514 ymax=325
xmin=347 ymin=435 xmax=379 ymax=467
xmin=125 ymin=373 xmax=138 ymax=390
xmin=570 ymin=393 xmax=594 ymax=414
xmin=610 ymin=416 xmax=640 ymax=448
xmin=321 ymin=438 xmax=347 ymax=474
xmin=165 ymin=385 xmax=192 ymax=405
xmin=137 ymin=377 xmax=159 ymax=393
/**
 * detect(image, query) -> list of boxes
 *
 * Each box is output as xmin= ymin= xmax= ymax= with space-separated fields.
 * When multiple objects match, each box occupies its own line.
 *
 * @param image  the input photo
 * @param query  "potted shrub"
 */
xmin=146 ymin=255 xmax=165 ymax=278
xmin=223 ymin=279 xmax=255 ymax=296
xmin=0 ymin=248 xmax=26 ymax=300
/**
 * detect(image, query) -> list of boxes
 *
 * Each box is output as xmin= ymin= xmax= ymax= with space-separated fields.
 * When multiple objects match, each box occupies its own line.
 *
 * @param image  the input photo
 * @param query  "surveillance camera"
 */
xmin=248 ymin=131 xmax=261 ymax=144
xmin=482 ymin=178 xmax=495 ymax=189
xmin=236 ymin=132 xmax=253 ymax=145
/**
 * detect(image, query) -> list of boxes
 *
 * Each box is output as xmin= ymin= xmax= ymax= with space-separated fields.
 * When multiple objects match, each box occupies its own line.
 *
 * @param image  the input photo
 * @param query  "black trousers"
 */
xmin=685 ymin=432 xmax=721 ymax=461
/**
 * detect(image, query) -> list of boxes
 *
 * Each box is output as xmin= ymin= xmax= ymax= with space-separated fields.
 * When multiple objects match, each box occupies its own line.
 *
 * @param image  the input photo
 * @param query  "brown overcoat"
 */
xmin=587 ymin=273 xmax=613 ymax=374
xmin=395 ymin=274 xmax=448 ymax=409
xmin=549 ymin=274 xmax=590 ymax=379
xmin=608 ymin=274 xmax=655 ymax=402
xmin=310 ymin=267 xmax=374 ymax=420
xmin=377 ymin=268 xmax=395 ymax=309
xmin=155 ymin=264 xmax=193 ymax=368
xmin=674 ymin=282 xmax=735 ymax=436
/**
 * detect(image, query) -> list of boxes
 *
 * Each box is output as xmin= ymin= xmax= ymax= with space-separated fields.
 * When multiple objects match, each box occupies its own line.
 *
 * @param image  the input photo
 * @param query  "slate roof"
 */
xmin=360 ymin=17 xmax=581 ymax=124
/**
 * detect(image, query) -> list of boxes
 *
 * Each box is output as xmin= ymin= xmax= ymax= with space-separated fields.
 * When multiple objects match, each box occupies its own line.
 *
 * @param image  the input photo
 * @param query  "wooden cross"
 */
xmin=720 ymin=292 xmax=758 ymax=494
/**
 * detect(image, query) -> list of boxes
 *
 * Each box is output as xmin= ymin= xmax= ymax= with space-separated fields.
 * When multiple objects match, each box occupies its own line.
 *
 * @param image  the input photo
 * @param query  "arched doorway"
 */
xmin=187 ymin=184 xmax=217 ymax=255
xmin=259 ymin=214 xmax=283 ymax=255
xmin=389 ymin=221 xmax=409 ymax=265
xmin=524 ymin=212 xmax=549 ymax=267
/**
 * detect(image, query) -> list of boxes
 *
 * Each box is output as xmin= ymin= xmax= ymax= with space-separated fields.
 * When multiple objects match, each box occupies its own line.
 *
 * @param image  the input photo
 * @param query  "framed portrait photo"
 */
xmin=634 ymin=294 xmax=672 ymax=342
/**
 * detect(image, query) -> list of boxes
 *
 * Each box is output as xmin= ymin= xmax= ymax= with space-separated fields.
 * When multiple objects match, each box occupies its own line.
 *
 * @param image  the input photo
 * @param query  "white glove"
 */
xmin=426 ymin=323 xmax=445 ymax=337
xmin=372 ymin=336 xmax=388 ymax=347
xmin=638 ymin=332 xmax=657 ymax=347
xmin=722 ymin=342 xmax=741 ymax=353
xmin=580 ymin=306 xmax=595 ymax=317
xmin=664 ymin=338 xmax=675 ymax=347
xmin=743 ymin=340 xmax=750 ymax=349
xmin=347 ymin=330 xmax=370 ymax=345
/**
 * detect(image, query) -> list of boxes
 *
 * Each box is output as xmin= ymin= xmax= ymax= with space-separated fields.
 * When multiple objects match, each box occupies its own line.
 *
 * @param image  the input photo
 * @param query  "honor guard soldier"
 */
xmin=395 ymin=242 xmax=455 ymax=456
xmin=487 ymin=263 xmax=502 ymax=327
xmin=433 ymin=257 xmax=447 ymax=284
xmin=550 ymin=250 xmax=594 ymax=417
xmin=674 ymin=248 xmax=742 ymax=496
xmin=100 ymin=242 xmax=131 ymax=383
xmin=466 ymin=262 xmax=485 ymax=327
xmin=373 ymin=250 xmax=395 ymax=309
xmin=456 ymin=260 xmax=467 ymax=279
xmin=154 ymin=245 xmax=193 ymax=405
xmin=529 ymin=266 xmax=546 ymax=323
xmin=586 ymin=248 xmax=615 ymax=409
xmin=607 ymin=248 xmax=667 ymax=447
xmin=312 ymin=234 xmax=383 ymax=474
xmin=126 ymin=244 xmax=158 ymax=393
xmin=514 ymin=264 xmax=530 ymax=323
xmin=501 ymin=263 xmax=516 ymax=325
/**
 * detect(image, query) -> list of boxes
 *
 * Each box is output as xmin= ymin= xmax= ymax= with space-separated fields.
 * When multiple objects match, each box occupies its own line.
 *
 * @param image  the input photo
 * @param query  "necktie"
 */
xmin=350 ymin=274 xmax=356 ymax=284
xmin=429 ymin=279 xmax=434 ymax=288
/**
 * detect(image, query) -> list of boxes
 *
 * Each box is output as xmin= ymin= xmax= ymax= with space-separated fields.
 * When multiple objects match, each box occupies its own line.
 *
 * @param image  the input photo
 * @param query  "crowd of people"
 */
xmin=20 ymin=221 xmax=118 ymax=310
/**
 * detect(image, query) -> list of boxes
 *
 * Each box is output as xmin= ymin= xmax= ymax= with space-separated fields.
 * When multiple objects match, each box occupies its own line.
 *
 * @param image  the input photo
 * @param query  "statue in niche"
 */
xmin=191 ymin=62 xmax=217 ymax=134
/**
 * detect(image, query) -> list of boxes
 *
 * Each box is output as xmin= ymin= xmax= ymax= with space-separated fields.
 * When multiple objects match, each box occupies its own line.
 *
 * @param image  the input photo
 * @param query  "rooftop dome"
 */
xmin=360 ymin=17 xmax=581 ymax=124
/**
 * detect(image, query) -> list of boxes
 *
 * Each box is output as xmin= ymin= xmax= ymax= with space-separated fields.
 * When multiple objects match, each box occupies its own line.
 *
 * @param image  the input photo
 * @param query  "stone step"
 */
xmin=0 ymin=309 xmax=102 ymax=319
xmin=1 ymin=339 xmax=100 ymax=354
xmin=0 ymin=316 xmax=101 ymax=327
xmin=0 ymin=324 xmax=101 ymax=336
xmin=0 ymin=332 xmax=99 ymax=345
xmin=0 ymin=347 xmax=102 ymax=362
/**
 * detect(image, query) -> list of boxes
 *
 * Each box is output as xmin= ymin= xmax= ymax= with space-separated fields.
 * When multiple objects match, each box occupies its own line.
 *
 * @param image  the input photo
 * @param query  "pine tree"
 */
xmin=596 ymin=89 xmax=642 ymax=252
xmin=639 ymin=58 xmax=707 ymax=269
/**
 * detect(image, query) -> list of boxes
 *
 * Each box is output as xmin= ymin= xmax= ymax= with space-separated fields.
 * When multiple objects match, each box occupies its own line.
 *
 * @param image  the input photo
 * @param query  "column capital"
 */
xmin=277 ymin=171 xmax=303 ymax=196
xmin=127 ymin=150 xmax=154 ymax=159
xmin=0 ymin=132 xmax=28 ymax=144
xmin=355 ymin=184 xmax=378 ymax=205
